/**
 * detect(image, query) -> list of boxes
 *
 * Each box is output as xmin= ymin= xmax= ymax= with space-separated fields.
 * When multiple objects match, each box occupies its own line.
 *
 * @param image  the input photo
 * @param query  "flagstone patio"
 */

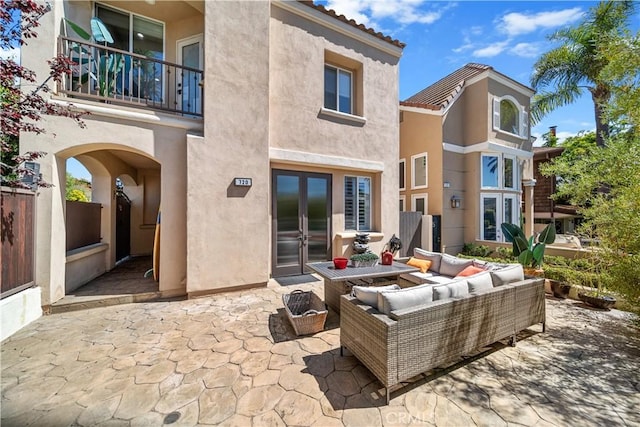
xmin=1 ymin=278 xmax=639 ymax=426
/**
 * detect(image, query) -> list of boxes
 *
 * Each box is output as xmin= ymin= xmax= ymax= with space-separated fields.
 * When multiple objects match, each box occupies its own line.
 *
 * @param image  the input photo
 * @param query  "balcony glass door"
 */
xmin=177 ymin=35 xmax=203 ymax=115
xmin=272 ymin=170 xmax=331 ymax=277
xmin=480 ymin=193 xmax=520 ymax=242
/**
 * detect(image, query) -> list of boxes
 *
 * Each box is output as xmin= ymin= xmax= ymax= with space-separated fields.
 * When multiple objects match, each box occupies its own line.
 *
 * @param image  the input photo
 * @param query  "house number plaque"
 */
xmin=234 ymin=178 xmax=252 ymax=187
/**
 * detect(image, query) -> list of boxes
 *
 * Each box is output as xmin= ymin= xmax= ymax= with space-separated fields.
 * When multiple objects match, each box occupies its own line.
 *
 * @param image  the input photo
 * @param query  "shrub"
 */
xmin=461 ymin=243 xmax=493 ymax=258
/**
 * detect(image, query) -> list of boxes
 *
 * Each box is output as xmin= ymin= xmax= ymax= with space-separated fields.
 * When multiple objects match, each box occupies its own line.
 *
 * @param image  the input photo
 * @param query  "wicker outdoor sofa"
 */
xmin=339 ymin=252 xmax=546 ymax=404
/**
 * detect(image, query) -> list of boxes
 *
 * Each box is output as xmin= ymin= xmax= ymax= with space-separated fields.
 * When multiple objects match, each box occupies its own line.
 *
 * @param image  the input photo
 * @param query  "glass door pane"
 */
xmin=306 ymin=177 xmax=329 ymax=263
xmin=482 ymin=195 xmax=498 ymax=241
xmin=275 ymin=175 xmax=301 ymax=269
xmin=181 ymin=41 xmax=201 ymax=114
xmin=133 ymin=16 xmax=164 ymax=103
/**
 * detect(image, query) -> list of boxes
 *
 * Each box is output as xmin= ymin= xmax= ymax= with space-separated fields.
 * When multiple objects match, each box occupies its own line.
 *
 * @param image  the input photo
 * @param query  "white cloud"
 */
xmin=498 ymin=8 xmax=584 ymax=36
xmin=0 ymin=47 xmax=19 ymax=61
xmin=472 ymin=41 xmax=509 ymax=58
xmin=325 ymin=0 xmax=451 ymax=27
xmin=510 ymin=42 xmax=541 ymax=58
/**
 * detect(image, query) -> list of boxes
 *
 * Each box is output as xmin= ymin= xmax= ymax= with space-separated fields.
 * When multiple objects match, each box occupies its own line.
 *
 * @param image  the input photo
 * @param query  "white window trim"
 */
xmin=411 ymin=152 xmax=428 ymax=190
xmin=503 ymin=154 xmax=517 ymax=190
xmin=344 ymin=175 xmax=372 ymax=232
xmin=325 ymin=64 xmax=353 ymax=115
xmin=492 ymin=95 xmax=529 ymax=140
xmin=399 ymin=195 xmax=406 ymax=212
xmin=411 ymin=193 xmax=428 ymax=215
xmin=399 ymin=158 xmax=406 ymax=191
xmin=479 ymin=193 xmax=521 ymax=242
xmin=481 ymin=153 xmax=501 ymax=190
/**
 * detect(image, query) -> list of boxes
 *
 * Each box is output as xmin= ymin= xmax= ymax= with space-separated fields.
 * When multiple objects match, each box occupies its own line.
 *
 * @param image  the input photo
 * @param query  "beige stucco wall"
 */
xmin=268 ymin=6 xmax=402 ymax=263
xmin=399 ymin=110 xmax=443 ymax=215
xmin=187 ymin=1 xmax=271 ymax=293
xmin=462 ymin=80 xmax=489 ymax=145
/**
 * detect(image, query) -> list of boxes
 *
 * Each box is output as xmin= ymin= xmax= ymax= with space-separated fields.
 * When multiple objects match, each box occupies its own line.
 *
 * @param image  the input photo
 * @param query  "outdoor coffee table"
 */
xmin=306 ymin=261 xmax=419 ymax=313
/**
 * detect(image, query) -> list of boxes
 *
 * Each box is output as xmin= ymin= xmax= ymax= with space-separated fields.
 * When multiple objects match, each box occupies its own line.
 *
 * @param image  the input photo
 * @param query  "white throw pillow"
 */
xmin=413 ymin=248 xmax=442 ymax=273
xmin=433 ymin=280 xmax=469 ymax=300
xmin=490 ymin=264 xmax=524 ymax=286
xmin=439 ymin=254 xmax=473 ymax=277
xmin=378 ymin=284 xmax=434 ymax=315
xmin=352 ymin=284 xmax=401 ymax=307
xmin=466 ymin=271 xmax=494 ymax=293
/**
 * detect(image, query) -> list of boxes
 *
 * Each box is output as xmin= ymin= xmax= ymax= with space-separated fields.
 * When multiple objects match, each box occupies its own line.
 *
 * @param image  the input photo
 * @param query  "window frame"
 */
xmin=492 ymin=95 xmax=529 ymax=140
xmin=399 ymin=158 xmax=406 ymax=191
xmin=411 ymin=152 xmax=428 ymax=190
xmin=411 ymin=193 xmax=428 ymax=215
xmin=399 ymin=195 xmax=406 ymax=212
xmin=503 ymin=155 xmax=516 ymax=190
xmin=344 ymin=175 xmax=372 ymax=232
xmin=481 ymin=153 xmax=500 ymax=190
xmin=324 ymin=64 xmax=353 ymax=115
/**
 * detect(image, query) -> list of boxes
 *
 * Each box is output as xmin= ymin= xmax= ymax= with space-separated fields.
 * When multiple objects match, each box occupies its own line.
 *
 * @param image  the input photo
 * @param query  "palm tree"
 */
xmin=530 ymin=1 xmax=635 ymax=147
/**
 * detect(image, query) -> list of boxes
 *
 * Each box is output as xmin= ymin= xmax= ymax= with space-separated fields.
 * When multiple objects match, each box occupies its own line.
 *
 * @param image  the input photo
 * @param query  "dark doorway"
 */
xmin=115 ymin=191 xmax=131 ymax=262
xmin=272 ymin=170 xmax=332 ymax=277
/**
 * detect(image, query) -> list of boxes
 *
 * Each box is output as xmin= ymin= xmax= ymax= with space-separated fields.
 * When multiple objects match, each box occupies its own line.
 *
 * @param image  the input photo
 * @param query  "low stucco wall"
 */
xmin=1 ymin=287 xmax=42 ymax=342
xmin=65 ymin=243 xmax=109 ymax=293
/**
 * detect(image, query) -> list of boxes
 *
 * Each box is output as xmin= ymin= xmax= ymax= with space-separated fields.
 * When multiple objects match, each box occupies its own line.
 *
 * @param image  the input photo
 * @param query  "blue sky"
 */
xmin=322 ymin=0 xmax=639 ymax=142
xmin=8 ymin=1 xmax=639 ymax=180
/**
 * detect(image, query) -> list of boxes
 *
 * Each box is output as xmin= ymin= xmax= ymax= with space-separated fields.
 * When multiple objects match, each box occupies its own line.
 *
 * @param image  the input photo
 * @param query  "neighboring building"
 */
xmin=399 ymin=63 xmax=536 ymax=254
xmin=532 ymin=146 xmax=580 ymax=234
xmin=16 ymin=1 xmax=404 ymax=321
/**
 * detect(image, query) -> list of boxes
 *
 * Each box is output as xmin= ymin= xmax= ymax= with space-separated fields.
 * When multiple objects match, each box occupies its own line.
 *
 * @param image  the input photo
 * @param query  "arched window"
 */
xmin=500 ymin=99 xmax=519 ymax=134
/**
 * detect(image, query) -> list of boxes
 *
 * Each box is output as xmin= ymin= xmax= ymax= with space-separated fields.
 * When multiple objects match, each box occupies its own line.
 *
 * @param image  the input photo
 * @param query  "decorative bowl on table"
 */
xmin=333 ymin=257 xmax=348 ymax=269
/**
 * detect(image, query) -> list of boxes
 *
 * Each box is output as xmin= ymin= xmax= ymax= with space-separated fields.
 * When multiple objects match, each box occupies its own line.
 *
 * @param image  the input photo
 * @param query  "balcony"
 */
xmin=58 ymin=36 xmax=203 ymax=118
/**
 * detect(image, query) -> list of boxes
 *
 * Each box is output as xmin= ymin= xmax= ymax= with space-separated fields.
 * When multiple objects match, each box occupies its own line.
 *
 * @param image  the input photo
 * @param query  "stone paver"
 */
xmin=2 ymin=278 xmax=639 ymax=426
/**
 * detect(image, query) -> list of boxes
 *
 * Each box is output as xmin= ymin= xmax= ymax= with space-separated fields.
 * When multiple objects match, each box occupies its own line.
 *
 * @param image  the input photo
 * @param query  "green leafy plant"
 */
xmin=350 ymin=253 xmax=379 ymax=262
xmin=500 ymin=223 xmax=556 ymax=268
xmin=462 ymin=243 xmax=493 ymax=258
xmin=64 ymin=17 xmax=125 ymax=98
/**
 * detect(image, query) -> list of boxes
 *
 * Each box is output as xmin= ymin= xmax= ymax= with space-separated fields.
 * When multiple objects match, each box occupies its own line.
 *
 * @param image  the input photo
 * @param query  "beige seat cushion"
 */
xmin=377 ymin=284 xmax=434 ymax=315
xmin=413 ymin=248 xmax=442 ymax=273
xmin=439 ymin=254 xmax=474 ymax=277
xmin=352 ymin=284 xmax=401 ymax=307
xmin=466 ymin=271 xmax=494 ymax=293
xmin=490 ymin=264 xmax=524 ymax=286
xmin=433 ymin=279 xmax=469 ymax=300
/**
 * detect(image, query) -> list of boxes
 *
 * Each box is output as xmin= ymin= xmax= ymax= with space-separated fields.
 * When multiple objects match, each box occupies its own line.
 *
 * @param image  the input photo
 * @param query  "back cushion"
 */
xmin=490 ymin=264 xmax=525 ymax=286
xmin=414 ymin=248 xmax=442 ymax=273
xmin=439 ymin=254 xmax=473 ymax=277
xmin=466 ymin=271 xmax=494 ymax=293
xmin=378 ymin=284 xmax=434 ymax=315
xmin=352 ymin=284 xmax=401 ymax=307
xmin=433 ymin=280 xmax=469 ymax=301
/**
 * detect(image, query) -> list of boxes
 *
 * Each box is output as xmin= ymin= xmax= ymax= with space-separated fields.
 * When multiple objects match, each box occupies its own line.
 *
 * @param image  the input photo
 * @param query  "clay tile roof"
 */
xmin=402 ymin=63 xmax=493 ymax=110
xmin=299 ymin=1 xmax=406 ymax=49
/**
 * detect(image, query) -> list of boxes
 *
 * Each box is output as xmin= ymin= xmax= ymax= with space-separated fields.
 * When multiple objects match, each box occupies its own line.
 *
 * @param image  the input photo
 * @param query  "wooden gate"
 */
xmin=399 ymin=212 xmax=422 ymax=257
xmin=1 ymin=189 xmax=35 ymax=299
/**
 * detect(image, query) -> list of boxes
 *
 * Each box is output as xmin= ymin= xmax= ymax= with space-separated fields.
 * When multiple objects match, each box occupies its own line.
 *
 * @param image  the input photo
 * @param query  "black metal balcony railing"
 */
xmin=58 ymin=36 xmax=203 ymax=117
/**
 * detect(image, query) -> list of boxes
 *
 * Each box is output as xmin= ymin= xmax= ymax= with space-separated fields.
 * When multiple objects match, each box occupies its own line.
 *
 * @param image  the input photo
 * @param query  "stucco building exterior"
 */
xmin=399 ymin=63 xmax=536 ymax=254
xmin=14 ymin=0 xmax=404 ymax=328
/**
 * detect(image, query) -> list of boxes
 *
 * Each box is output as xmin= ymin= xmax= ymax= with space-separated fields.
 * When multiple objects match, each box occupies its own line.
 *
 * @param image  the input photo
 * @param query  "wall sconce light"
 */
xmin=451 ymin=195 xmax=461 ymax=209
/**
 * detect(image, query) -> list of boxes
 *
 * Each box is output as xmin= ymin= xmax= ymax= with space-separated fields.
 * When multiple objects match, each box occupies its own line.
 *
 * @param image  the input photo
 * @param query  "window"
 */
xmin=399 ymin=159 xmax=406 ymax=191
xmin=500 ymin=100 xmax=518 ymax=134
xmin=399 ymin=196 xmax=406 ymax=212
xmin=412 ymin=194 xmax=428 ymax=215
xmin=481 ymin=154 xmax=499 ymax=188
xmin=503 ymin=156 xmax=515 ymax=189
xmin=325 ymin=65 xmax=352 ymax=114
xmin=95 ymin=4 xmax=165 ymax=102
xmin=411 ymin=153 xmax=428 ymax=189
xmin=345 ymin=176 xmax=371 ymax=231
xmin=492 ymin=96 xmax=528 ymax=138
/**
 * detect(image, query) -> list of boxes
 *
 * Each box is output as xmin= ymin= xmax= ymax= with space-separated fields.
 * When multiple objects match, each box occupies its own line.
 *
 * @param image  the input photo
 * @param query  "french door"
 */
xmin=177 ymin=35 xmax=203 ymax=115
xmin=272 ymin=170 xmax=332 ymax=277
xmin=480 ymin=193 xmax=519 ymax=242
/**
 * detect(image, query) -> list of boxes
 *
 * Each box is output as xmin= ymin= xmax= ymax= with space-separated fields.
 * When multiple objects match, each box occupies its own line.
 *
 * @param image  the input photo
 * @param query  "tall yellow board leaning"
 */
xmin=152 ymin=209 xmax=160 ymax=281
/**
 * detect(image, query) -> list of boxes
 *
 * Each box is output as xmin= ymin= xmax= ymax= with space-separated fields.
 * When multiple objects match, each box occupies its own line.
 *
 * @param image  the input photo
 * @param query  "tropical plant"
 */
xmin=500 ymin=223 xmax=556 ymax=269
xmin=64 ymin=17 xmax=124 ymax=98
xmin=350 ymin=252 xmax=379 ymax=262
xmin=530 ymin=1 xmax=635 ymax=147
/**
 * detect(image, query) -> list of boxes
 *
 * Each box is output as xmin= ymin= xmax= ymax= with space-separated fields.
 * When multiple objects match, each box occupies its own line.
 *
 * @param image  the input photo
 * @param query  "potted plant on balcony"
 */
xmin=500 ymin=223 xmax=556 ymax=277
xmin=350 ymin=252 xmax=379 ymax=268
